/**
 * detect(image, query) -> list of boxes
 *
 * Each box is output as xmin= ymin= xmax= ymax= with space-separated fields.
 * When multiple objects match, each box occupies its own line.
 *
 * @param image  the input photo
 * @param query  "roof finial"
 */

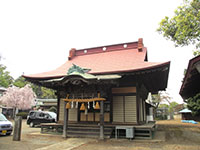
xmin=68 ymin=48 xmax=76 ymax=60
xmin=138 ymin=38 xmax=143 ymax=52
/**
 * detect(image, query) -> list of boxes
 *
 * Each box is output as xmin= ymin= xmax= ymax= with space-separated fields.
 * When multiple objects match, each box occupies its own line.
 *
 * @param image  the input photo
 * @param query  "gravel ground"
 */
xmin=0 ymin=120 xmax=65 ymax=150
xmin=0 ymin=119 xmax=200 ymax=150
xmin=73 ymin=119 xmax=200 ymax=150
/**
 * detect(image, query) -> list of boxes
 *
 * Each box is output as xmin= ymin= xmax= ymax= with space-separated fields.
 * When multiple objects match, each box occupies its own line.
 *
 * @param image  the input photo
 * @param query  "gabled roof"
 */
xmin=23 ymin=38 xmax=170 ymax=80
xmin=0 ymin=87 xmax=6 ymax=92
xmin=36 ymin=98 xmax=57 ymax=103
xmin=179 ymin=108 xmax=192 ymax=113
xmin=180 ymin=55 xmax=200 ymax=99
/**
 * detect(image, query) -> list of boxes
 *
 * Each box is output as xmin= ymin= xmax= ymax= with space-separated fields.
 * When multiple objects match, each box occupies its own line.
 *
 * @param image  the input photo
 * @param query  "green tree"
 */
xmin=186 ymin=93 xmax=200 ymax=116
xmin=168 ymin=101 xmax=179 ymax=113
xmin=159 ymin=104 xmax=169 ymax=109
xmin=0 ymin=64 xmax=13 ymax=88
xmin=13 ymin=76 xmax=28 ymax=88
xmin=31 ymin=85 xmax=56 ymax=99
xmin=157 ymin=0 xmax=200 ymax=55
xmin=40 ymin=87 xmax=56 ymax=99
xmin=159 ymin=102 xmax=179 ymax=113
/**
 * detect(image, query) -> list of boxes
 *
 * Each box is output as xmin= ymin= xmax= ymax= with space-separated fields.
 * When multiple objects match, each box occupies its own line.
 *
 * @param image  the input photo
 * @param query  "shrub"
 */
xmin=49 ymin=106 xmax=57 ymax=113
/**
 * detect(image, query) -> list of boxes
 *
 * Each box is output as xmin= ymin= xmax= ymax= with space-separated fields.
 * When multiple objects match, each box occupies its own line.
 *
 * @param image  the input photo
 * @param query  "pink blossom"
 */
xmin=0 ymin=84 xmax=36 ymax=109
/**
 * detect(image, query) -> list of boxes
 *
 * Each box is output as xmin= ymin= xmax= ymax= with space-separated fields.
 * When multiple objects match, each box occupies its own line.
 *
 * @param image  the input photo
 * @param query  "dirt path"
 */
xmin=0 ymin=120 xmax=65 ymax=150
xmin=72 ymin=119 xmax=200 ymax=150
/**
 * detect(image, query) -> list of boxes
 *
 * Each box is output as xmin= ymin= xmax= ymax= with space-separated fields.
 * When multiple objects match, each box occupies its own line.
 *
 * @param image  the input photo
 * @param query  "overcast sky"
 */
xmin=0 ymin=0 xmax=194 ymax=103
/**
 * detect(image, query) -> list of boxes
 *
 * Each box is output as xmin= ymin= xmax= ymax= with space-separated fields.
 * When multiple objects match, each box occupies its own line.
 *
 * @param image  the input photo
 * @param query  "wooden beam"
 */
xmin=63 ymin=101 xmax=68 ymax=138
xmin=100 ymin=100 xmax=104 ymax=140
xmin=112 ymin=87 xmax=136 ymax=94
xmin=63 ymin=97 xmax=106 ymax=102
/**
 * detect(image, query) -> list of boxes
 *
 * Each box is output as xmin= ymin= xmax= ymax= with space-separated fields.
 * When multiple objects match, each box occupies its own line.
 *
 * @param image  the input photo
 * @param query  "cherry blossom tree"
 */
xmin=0 ymin=84 xmax=36 ymax=117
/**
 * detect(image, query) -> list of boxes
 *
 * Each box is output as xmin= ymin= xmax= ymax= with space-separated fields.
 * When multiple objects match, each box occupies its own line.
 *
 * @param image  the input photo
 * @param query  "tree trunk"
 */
xmin=13 ymin=108 xmax=16 ymax=119
xmin=13 ymin=107 xmax=18 ymax=119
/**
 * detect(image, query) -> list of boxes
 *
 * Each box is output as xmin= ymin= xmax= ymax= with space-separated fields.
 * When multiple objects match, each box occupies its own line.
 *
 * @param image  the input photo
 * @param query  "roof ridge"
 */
xmin=73 ymin=47 xmax=141 ymax=57
xmin=68 ymin=38 xmax=144 ymax=60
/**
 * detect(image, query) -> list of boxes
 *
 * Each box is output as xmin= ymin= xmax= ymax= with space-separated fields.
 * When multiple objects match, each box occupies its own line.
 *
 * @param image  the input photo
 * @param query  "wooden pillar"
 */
xmin=109 ymin=91 xmax=113 ymax=123
xmin=100 ymin=100 xmax=104 ymax=140
xmin=56 ymin=90 xmax=60 ymax=122
xmin=136 ymin=83 xmax=140 ymax=124
xmin=13 ymin=116 xmax=22 ymax=141
xmin=63 ymin=101 xmax=68 ymax=138
xmin=142 ymin=99 xmax=145 ymax=122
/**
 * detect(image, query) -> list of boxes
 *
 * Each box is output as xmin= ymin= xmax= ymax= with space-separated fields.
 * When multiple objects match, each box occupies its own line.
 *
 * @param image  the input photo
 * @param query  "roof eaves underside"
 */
xmin=139 ymin=62 xmax=170 ymax=93
xmin=24 ymin=62 xmax=170 ymax=93
xmin=23 ymin=61 xmax=170 ymax=81
xmin=39 ymin=74 xmax=122 ymax=83
xmin=180 ymin=55 xmax=200 ymax=99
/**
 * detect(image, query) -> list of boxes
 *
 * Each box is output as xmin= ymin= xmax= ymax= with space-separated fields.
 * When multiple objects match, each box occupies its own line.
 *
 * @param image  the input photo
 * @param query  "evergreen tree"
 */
xmin=186 ymin=93 xmax=200 ymax=116
xmin=157 ymin=0 xmax=200 ymax=56
xmin=0 ymin=64 xmax=13 ymax=88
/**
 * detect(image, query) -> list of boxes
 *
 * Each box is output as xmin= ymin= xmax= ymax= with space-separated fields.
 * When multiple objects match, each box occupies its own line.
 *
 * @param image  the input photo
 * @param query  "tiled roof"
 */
xmin=180 ymin=55 xmax=200 ymax=99
xmin=23 ymin=39 xmax=170 ymax=79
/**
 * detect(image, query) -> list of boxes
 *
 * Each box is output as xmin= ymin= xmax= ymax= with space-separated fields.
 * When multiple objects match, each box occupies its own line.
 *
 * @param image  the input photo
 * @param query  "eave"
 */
xmin=180 ymin=55 xmax=200 ymax=99
xmin=24 ymin=62 xmax=170 ymax=93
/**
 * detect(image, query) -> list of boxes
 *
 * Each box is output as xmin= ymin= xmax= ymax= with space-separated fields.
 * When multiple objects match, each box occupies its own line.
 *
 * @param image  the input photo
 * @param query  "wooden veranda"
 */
xmin=41 ymin=121 xmax=156 ymax=139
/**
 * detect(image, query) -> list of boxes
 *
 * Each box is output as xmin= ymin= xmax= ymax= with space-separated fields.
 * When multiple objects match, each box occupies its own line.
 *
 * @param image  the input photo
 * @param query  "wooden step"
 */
xmin=66 ymin=133 xmax=110 ymax=139
xmin=67 ymin=131 xmax=111 ymax=139
xmin=67 ymin=126 xmax=112 ymax=131
xmin=66 ymin=124 xmax=113 ymax=138
xmin=67 ymin=130 xmax=111 ymax=135
xmin=68 ymin=124 xmax=113 ymax=129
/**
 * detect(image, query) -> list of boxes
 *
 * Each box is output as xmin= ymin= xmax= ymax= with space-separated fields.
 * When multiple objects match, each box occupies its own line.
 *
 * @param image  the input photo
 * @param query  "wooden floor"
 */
xmin=105 ymin=122 xmax=156 ymax=128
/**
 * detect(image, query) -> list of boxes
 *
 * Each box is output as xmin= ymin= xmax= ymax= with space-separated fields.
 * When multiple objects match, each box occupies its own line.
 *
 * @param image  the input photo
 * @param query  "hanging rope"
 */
xmin=63 ymin=93 xmax=106 ymax=102
xmin=71 ymin=101 xmax=74 ymax=108
xmin=93 ymin=101 xmax=95 ymax=109
xmin=76 ymin=101 xmax=78 ymax=108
